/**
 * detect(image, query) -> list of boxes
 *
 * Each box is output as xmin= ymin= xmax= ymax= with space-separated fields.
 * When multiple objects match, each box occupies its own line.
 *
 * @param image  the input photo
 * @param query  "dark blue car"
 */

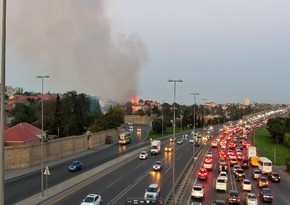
xmin=68 ymin=161 xmax=83 ymax=172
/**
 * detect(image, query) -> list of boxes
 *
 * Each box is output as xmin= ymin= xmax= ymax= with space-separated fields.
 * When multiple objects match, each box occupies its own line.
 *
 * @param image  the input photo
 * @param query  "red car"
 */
xmin=198 ymin=168 xmax=208 ymax=180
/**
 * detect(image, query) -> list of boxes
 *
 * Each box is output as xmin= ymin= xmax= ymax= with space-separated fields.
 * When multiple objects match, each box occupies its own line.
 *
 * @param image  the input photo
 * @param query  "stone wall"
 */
xmin=4 ymin=128 xmax=120 ymax=170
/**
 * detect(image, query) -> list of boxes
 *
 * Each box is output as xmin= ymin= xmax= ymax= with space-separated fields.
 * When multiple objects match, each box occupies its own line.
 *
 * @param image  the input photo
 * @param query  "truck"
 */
xmin=247 ymin=146 xmax=257 ymax=159
xmin=150 ymin=140 xmax=161 ymax=155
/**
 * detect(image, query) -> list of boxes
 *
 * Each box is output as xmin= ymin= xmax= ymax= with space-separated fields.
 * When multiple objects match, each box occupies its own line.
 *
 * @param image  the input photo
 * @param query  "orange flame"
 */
xmin=130 ymin=97 xmax=139 ymax=106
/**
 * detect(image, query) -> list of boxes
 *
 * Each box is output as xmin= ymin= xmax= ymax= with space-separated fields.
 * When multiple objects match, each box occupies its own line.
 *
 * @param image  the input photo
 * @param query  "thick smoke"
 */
xmin=7 ymin=0 xmax=147 ymax=102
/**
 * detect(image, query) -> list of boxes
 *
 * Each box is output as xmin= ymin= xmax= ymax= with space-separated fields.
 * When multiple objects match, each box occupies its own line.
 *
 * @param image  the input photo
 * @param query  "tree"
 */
xmin=10 ymin=103 xmax=37 ymax=126
xmin=152 ymin=118 xmax=163 ymax=134
xmin=267 ymin=118 xmax=285 ymax=143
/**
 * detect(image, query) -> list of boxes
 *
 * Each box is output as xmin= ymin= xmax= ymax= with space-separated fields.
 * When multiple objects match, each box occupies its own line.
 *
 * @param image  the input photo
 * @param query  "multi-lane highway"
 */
xmin=5 ymin=125 xmax=150 ymax=205
xmin=6 ymin=122 xmax=290 ymax=205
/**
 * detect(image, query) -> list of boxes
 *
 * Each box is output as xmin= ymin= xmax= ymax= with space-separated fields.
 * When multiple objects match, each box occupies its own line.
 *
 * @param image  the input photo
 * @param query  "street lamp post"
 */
xmin=168 ymin=79 xmax=182 ymax=205
xmin=191 ymin=92 xmax=199 ymax=154
xmin=180 ymin=102 xmax=183 ymax=133
xmin=0 ymin=0 xmax=7 ymax=204
xmin=161 ymin=100 xmax=164 ymax=137
xmin=202 ymin=98 xmax=208 ymax=138
xmin=37 ymin=75 xmax=49 ymax=197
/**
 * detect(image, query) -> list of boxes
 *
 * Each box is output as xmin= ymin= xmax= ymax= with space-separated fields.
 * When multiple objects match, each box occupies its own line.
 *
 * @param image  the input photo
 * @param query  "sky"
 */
xmin=4 ymin=0 xmax=290 ymax=105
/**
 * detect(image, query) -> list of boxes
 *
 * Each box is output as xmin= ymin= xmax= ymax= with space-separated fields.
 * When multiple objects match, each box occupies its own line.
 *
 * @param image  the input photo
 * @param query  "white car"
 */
xmin=215 ymin=176 xmax=227 ymax=191
xmin=144 ymin=183 xmax=160 ymax=201
xmin=244 ymin=193 xmax=258 ymax=205
xmin=191 ymin=184 xmax=204 ymax=199
xmin=139 ymin=151 xmax=148 ymax=160
xmin=81 ymin=194 xmax=102 ymax=205
xmin=219 ymin=171 xmax=228 ymax=182
xmin=153 ymin=161 xmax=162 ymax=171
xmin=241 ymin=179 xmax=252 ymax=191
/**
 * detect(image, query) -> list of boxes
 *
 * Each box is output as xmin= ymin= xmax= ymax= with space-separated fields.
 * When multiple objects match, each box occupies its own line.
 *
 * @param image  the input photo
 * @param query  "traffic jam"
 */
xmin=191 ymin=120 xmax=280 ymax=205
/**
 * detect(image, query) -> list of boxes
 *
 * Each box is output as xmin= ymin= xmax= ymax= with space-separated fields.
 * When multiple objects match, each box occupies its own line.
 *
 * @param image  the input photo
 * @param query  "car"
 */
xmin=232 ymin=165 xmax=241 ymax=174
xmin=81 ymin=194 xmax=102 ymax=205
xmin=244 ymin=193 xmax=258 ymax=205
xmin=204 ymin=156 xmax=213 ymax=163
xmin=164 ymin=145 xmax=173 ymax=152
xmin=153 ymin=161 xmax=162 ymax=171
xmin=203 ymin=161 xmax=213 ymax=170
xmin=268 ymin=171 xmax=280 ymax=182
xmin=259 ymin=188 xmax=273 ymax=202
xmin=252 ymin=169 xmax=261 ymax=180
xmin=227 ymin=190 xmax=240 ymax=204
xmin=139 ymin=150 xmax=149 ymax=159
xmin=213 ymin=200 xmax=226 ymax=205
xmin=235 ymin=169 xmax=245 ymax=181
xmin=206 ymin=151 xmax=213 ymax=157
xmin=241 ymin=179 xmax=252 ymax=191
xmin=215 ymin=176 xmax=227 ymax=191
xmin=170 ymin=137 xmax=176 ymax=142
xmin=219 ymin=161 xmax=228 ymax=172
xmin=191 ymin=184 xmax=204 ymax=199
xmin=68 ymin=160 xmax=83 ymax=172
xmin=229 ymin=157 xmax=238 ymax=166
xmin=257 ymin=176 xmax=269 ymax=188
xmin=219 ymin=171 xmax=228 ymax=182
xmin=182 ymin=134 xmax=188 ymax=140
xmin=241 ymin=159 xmax=249 ymax=169
xmin=194 ymin=141 xmax=200 ymax=146
xmin=211 ymin=140 xmax=218 ymax=147
xmin=144 ymin=183 xmax=160 ymax=201
xmin=198 ymin=168 xmax=208 ymax=180
xmin=189 ymin=138 xmax=194 ymax=143
xmin=177 ymin=139 xmax=183 ymax=144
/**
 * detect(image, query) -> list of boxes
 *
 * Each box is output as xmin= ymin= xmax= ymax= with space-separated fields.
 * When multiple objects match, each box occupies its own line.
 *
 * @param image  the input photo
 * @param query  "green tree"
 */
xmin=10 ymin=103 xmax=37 ymax=126
xmin=267 ymin=118 xmax=285 ymax=143
xmin=152 ymin=118 xmax=163 ymax=134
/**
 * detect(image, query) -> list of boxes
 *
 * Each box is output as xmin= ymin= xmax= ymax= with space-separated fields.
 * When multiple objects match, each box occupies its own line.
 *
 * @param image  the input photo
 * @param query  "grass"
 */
xmin=254 ymin=125 xmax=290 ymax=166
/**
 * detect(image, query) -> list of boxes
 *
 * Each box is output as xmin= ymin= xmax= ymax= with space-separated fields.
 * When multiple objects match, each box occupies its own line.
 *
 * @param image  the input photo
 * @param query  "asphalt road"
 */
xmin=45 ymin=130 xmax=200 ymax=205
xmin=4 ymin=125 xmax=150 ymax=205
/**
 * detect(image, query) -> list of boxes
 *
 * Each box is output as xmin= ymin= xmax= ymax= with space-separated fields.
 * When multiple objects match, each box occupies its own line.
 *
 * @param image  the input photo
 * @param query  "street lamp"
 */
xmin=168 ymin=79 xmax=182 ymax=205
xmin=37 ymin=75 xmax=49 ymax=197
xmin=161 ymin=100 xmax=165 ymax=137
xmin=180 ymin=102 xmax=183 ymax=133
xmin=202 ymin=98 xmax=208 ymax=139
xmin=191 ymin=93 xmax=199 ymax=154
xmin=0 ymin=1 xmax=6 ymax=204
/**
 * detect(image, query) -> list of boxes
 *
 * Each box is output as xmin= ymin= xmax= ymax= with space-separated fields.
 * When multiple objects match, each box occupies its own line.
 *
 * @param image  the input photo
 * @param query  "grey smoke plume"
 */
xmin=7 ymin=0 xmax=147 ymax=102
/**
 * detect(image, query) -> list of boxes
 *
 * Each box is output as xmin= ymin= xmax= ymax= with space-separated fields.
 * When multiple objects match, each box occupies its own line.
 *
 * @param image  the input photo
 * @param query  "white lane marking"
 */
xmin=134 ymin=162 xmax=144 ymax=169
xmin=106 ymin=177 xmax=122 ymax=188
xmin=165 ymin=165 xmax=172 ymax=174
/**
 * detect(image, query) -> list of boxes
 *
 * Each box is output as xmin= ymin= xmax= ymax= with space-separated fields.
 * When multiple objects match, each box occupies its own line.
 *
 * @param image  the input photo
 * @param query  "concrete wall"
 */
xmin=4 ymin=128 xmax=120 ymax=170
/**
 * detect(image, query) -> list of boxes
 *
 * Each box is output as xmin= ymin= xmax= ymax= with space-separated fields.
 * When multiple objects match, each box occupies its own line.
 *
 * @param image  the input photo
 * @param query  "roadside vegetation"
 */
xmin=255 ymin=125 xmax=290 ymax=166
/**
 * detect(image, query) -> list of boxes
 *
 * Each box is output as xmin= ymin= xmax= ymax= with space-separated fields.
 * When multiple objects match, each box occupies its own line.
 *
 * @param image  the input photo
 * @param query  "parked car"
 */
xmin=81 ymin=194 xmax=102 ymax=205
xmin=68 ymin=160 xmax=83 ymax=172
xmin=244 ymin=193 xmax=258 ymax=205
xmin=259 ymin=188 xmax=273 ymax=202
xmin=268 ymin=171 xmax=281 ymax=182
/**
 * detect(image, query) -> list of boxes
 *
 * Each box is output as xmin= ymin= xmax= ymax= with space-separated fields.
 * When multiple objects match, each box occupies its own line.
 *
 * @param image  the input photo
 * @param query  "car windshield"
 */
xmin=247 ymin=194 xmax=256 ymax=199
xmin=71 ymin=161 xmax=79 ymax=165
xmin=263 ymin=189 xmax=272 ymax=194
xmin=83 ymin=196 xmax=94 ymax=202
xmin=193 ymin=186 xmax=202 ymax=191
xmin=155 ymin=161 xmax=161 ymax=165
xmin=229 ymin=192 xmax=239 ymax=197
xmin=147 ymin=187 xmax=157 ymax=192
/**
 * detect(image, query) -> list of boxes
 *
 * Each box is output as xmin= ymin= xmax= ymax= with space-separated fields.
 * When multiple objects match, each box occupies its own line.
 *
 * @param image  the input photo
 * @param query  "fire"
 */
xmin=130 ymin=97 xmax=139 ymax=106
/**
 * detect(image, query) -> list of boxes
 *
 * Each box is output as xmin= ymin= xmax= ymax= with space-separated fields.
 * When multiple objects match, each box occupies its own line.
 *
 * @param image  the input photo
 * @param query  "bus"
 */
xmin=119 ymin=132 xmax=132 ymax=145
xmin=258 ymin=157 xmax=272 ymax=174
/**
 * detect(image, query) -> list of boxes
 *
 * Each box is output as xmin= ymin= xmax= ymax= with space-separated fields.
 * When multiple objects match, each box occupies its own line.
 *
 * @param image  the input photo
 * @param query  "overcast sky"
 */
xmin=5 ymin=0 xmax=290 ymax=105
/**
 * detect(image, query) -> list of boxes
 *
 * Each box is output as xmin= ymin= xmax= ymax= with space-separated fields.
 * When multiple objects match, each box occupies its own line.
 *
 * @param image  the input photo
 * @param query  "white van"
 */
xmin=258 ymin=157 xmax=272 ymax=174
